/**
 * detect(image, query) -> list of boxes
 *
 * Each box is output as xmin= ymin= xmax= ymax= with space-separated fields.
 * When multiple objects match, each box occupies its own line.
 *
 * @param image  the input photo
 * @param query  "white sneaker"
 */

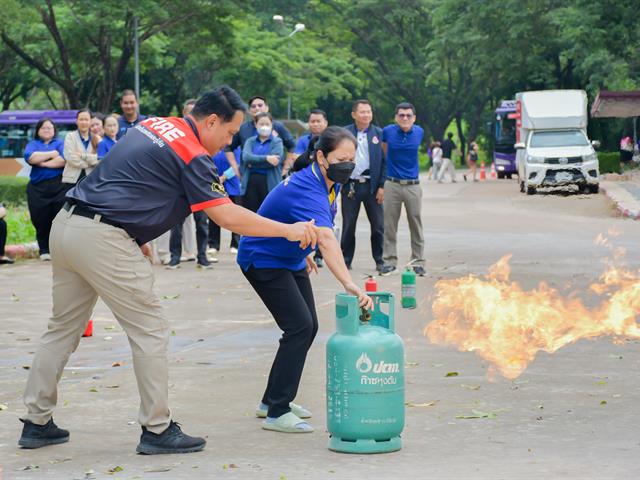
xmin=40 ymin=253 xmax=51 ymax=261
xmin=230 ymin=247 xmax=238 ymax=254
xmin=207 ymin=256 xmax=219 ymax=263
xmin=207 ymin=247 xmax=218 ymax=255
xmin=181 ymin=255 xmax=196 ymax=262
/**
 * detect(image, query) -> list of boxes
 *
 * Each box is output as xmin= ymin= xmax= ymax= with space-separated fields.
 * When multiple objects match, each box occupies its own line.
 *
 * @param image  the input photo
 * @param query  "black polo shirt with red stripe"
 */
xmin=66 ymin=116 xmax=230 ymax=244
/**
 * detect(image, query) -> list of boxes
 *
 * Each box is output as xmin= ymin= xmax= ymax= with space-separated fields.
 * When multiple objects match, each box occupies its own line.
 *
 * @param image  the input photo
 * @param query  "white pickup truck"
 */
xmin=515 ymin=90 xmax=600 ymax=195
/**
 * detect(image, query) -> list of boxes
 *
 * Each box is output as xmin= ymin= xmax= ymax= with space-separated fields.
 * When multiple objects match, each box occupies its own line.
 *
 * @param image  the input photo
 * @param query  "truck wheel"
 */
xmin=497 ymin=172 xmax=505 ymax=179
xmin=588 ymin=184 xmax=599 ymax=194
xmin=520 ymin=181 xmax=525 ymax=193
xmin=526 ymin=185 xmax=536 ymax=195
xmin=577 ymin=184 xmax=587 ymax=194
xmin=506 ymin=173 xmax=513 ymax=179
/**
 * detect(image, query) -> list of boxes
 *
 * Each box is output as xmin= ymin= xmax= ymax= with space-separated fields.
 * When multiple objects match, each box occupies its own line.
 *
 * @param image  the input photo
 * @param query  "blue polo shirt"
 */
xmin=97 ymin=136 xmax=116 ymax=160
xmin=237 ymin=162 xmax=337 ymax=271
xmin=382 ymin=124 xmax=424 ymax=179
xmin=24 ymin=138 xmax=65 ymax=184
xmin=250 ymin=135 xmax=274 ymax=175
xmin=212 ymin=148 xmax=241 ymax=196
xmin=117 ymin=114 xmax=148 ymax=140
xmin=294 ymin=133 xmax=313 ymax=155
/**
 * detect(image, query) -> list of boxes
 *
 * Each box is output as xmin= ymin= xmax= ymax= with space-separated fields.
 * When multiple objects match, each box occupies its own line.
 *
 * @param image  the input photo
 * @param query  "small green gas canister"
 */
xmin=401 ymin=267 xmax=417 ymax=309
xmin=326 ymin=292 xmax=404 ymax=453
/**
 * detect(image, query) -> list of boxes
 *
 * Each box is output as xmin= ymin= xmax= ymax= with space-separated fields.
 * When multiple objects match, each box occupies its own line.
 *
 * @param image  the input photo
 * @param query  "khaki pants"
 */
xmin=22 ymin=208 xmax=171 ymax=433
xmin=154 ymin=214 xmax=197 ymax=264
xmin=437 ymin=157 xmax=456 ymax=182
xmin=382 ymin=180 xmax=425 ymax=268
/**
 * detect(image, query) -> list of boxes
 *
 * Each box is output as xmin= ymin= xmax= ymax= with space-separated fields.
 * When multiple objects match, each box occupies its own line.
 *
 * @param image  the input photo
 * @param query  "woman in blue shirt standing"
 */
xmin=209 ymin=147 xmax=242 ymax=253
xmin=23 ymin=118 xmax=67 ymax=260
xmin=238 ymin=126 xmax=373 ymax=433
xmin=241 ymin=112 xmax=284 ymax=213
xmin=96 ymin=114 xmax=119 ymax=160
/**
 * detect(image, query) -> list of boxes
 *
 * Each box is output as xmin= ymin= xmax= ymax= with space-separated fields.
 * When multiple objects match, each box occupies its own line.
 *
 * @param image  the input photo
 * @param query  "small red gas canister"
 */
xmin=365 ymin=276 xmax=378 ymax=293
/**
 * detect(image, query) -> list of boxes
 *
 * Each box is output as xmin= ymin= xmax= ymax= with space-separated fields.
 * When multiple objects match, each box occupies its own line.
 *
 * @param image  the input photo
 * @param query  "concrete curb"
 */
xmin=600 ymin=181 xmax=640 ymax=220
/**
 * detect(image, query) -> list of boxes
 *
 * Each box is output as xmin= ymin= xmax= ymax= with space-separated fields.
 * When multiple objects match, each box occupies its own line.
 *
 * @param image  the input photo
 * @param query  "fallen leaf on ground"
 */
xmin=608 ymin=354 xmax=623 ymax=359
xmin=455 ymin=409 xmax=497 ymax=419
xmin=107 ymin=465 xmax=123 ymax=473
xmin=600 ymin=400 xmax=607 ymax=405
xmin=89 ymin=387 xmax=98 ymax=392
xmin=49 ymin=458 xmax=72 ymax=464
xmin=162 ymin=294 xmax=181 ymax=300
xmin=145 ymin=466 xmax=174 ymax=473
xmin=104 ymin=325 xmax=116 ymax=331
xmin=406 ymin=401 xmax=437 ymax=407
xmin=445 ymin=372 xmax=459 ymax=377
xmin=17 ymin=337 xmax=30 ymax=341
xmin=16 ymin=465 xmax=39 ymax=471
xmin=112 ymin=362 xmax=123 ymax=367
xmin=405 ymin=362 xmax=419 ymax=367
xmin=0 ymin=403 xmax=8 ymax=411
xmin=105 ymin=385 xmax=119 ymax=389
xmin=104 ymin=336 xmax=113 ymax=341
xmin=461 ymin=384 xmax=480 ymax=390
xmin=11 ymin=293 xmax=20 ymax=302
xmin=22 ymin=365 xmax=30 ymax=370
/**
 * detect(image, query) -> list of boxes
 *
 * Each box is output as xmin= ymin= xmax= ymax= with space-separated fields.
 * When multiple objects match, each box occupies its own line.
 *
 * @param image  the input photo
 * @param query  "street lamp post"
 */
xmin=273 ymin=15 xmax=305 ymax=120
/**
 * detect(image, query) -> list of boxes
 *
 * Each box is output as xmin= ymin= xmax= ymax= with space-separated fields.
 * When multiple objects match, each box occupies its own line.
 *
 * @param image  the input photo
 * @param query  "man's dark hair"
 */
xmin=395 ymin=102 xmax=416 ymax=115
xmin=352 ymin=99 xmax=372 ymax=112
xmin=120 ymin=89 xmax=137 ymax=100
xmin=248 ymin=95 xmax=268 ymax=107
xmin=76 ymin=108 xmax=92 ymax=119
xmin=308 ymin=109 xmax=327 ymax=121
xmin=92 ymin=111 xmax=105 ymax=121
xmin=34 ymin=117 xmax=57 ymax=140
xmin=184 ymin=98 xmax=197 ymax=109
xmin=293 ymin=126 xmax=357 ymax=172
xmin=447 ymin=132 xmax=454 ymax=139
xmin=191 ymin=86 xmax=247 ymax=122
xmin=255 ymin=112 xmax=273 ymax=123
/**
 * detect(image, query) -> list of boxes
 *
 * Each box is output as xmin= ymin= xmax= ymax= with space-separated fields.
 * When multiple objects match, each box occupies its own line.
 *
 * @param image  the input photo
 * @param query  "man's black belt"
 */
xmin=63 ymin=201 xmax=139 ymax=243
xmin=387 ymin=177 xmax=420 ymax=185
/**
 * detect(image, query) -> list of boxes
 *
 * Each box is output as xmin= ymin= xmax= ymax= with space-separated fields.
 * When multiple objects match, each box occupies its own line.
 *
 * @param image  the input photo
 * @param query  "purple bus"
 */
xmin=492 ymin=100 xmax=517 ymax=178
xmin=0 ymin=110 xmax=77 ymax=176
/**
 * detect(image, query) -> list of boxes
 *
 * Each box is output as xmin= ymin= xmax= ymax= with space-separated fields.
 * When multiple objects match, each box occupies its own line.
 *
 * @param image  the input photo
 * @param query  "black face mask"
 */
xmin=325 ymin=160 xmax=355 ymax=184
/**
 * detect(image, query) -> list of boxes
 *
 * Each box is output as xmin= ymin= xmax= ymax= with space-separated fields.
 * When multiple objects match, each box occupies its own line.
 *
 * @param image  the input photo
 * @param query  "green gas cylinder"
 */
xmin=401 ymin=267 xmax=417 ymax=309
xmin=326 ymin=292 xmax=404 ymax=453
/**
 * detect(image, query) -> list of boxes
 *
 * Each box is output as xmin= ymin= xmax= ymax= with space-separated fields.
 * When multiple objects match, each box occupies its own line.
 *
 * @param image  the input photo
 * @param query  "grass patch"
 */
xmin=5 ymin=205 xmax=36 ymax=245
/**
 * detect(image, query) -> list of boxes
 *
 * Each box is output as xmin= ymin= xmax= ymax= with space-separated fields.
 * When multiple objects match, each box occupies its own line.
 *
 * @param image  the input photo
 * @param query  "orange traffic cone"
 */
xmin=479 ymin=161 xmax=486 ymax=181
xmin=82 ymin=319 xmax=93 ymax=337
xmin=490 ymin=162 xmax=497 ymax=179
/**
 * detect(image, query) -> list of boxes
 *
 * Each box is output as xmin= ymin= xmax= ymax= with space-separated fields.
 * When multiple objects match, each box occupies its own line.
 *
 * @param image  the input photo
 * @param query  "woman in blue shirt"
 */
xmin=208 ymin=147 xmax=242 ymax=253
xmin=97 ymin=114 xmax=119 ymax=160
xmin=241 ymin=112 xmax=284 ymax=213
xmin=238 ymin=126 xmax=373 ymax=433
xmin=24 ymin=118 xmax=67 ymax=260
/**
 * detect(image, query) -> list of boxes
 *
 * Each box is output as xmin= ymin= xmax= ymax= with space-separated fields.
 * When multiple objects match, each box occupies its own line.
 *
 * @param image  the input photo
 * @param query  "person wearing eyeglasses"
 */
xmin=379 ymin=102 xmax=426 ymax=277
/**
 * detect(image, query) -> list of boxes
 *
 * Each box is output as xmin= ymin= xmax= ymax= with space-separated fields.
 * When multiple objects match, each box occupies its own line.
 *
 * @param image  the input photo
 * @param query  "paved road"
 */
xmin=1 ymin=178 xmax=639 ymax=479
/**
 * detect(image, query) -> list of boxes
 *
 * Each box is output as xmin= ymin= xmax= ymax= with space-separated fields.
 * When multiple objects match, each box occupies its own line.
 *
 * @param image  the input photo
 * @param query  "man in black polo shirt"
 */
xmin=18 ymin=86 xmax=318 ymax=455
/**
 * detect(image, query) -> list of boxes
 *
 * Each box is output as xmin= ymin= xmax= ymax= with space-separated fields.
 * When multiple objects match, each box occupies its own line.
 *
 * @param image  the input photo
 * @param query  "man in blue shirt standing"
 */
xmin=294 ymin=109 xmax=328 ymax=156
xmin=379 ymin=102 xmax=426 ymax=276
xmin=116 ymin=89 xmax=147 ymax=140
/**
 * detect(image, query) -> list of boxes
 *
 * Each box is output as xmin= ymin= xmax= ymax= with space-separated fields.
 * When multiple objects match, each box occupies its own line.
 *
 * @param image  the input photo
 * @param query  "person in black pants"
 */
xmin=23 ymin=118 xmax=68 ymax=260
xmin=341 ymin=99 xmax=386 ymax=273
xmin=166 ymin=211 xmax=213 ymax=269
xmin=237 ymin=127 xmax=373 ymax=433
xmin=0 ymin=202 xmax=15 ymax=264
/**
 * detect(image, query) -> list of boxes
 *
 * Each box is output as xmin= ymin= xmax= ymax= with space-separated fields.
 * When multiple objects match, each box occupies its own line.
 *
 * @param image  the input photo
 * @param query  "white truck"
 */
xmin=515 ymin=90 xmax=600 ymax=195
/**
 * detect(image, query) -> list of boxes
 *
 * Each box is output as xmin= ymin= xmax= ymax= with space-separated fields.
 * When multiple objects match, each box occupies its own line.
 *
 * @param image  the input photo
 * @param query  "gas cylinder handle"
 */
xmin=365 ymin=292 xmax=396 ymax=333
xmin=335 ymin=293 xmax=360 ymax=335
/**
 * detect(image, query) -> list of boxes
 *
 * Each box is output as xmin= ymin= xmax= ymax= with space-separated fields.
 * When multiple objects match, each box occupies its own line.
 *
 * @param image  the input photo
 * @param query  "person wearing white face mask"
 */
xmin=241 ymin=112 xmax=285 ymax=212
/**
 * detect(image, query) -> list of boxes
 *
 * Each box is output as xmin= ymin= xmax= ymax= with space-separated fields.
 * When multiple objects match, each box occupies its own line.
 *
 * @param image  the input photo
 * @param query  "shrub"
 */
xmin=598 ymin=152 xmax=620 ymax=174
xmin=0 ymin=176 xmax=29 ymax=205
xmin=5 ymin=205 xmax=36 ymax=245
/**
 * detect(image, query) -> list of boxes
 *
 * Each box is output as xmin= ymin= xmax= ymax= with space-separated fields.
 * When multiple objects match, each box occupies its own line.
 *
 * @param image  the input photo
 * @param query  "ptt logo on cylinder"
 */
xmin=356 ymin=352 xmax=400 ymax=374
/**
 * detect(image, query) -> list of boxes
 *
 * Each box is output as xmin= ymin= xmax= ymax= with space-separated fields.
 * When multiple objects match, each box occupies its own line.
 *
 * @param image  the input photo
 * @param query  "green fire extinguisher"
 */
xmin=401 ymin=267 xmax=416 ymax=309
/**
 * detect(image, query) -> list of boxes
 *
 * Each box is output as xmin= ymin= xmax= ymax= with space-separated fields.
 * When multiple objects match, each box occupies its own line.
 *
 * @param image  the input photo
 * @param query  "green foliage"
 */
xmin=597 ymin=152 xmax=621 ymax=174
xmin=5 ymin=204 xmax=36 ymax=245
xmin=0 ymin=176 xmax=28 ymax=205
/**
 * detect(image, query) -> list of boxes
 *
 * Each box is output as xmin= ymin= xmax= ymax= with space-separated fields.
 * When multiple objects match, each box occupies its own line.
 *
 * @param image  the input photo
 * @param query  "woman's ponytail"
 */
xmin=292 ymin=126 xmax=356 ymax=172
xmin=292 ymin=135 xmax=320 ymax=172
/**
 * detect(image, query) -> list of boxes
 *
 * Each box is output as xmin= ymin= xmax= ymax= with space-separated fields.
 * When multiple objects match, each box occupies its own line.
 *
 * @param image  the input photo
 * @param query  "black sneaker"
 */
xmin=376 ymin=263 xmax=384 ymax=274
xmin=18 ymin=418 xmax=69 ymax=449
xmin=413 ymin=266 xmax=426 ymax=276
xmin=165 ymin=259 xmax=180 ymax=270
xmin=136 ymin=421 xmax=206 ymax=455
xmin=379 ymin=265 xmax=397 ymax=276
xmin=0 ymin=255 xmax=15 ymax=265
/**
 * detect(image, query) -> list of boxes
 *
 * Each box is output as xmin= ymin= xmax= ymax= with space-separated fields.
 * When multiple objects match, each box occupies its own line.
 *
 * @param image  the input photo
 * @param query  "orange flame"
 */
xmin=424 ymin=243 xmax=640 ymax=380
